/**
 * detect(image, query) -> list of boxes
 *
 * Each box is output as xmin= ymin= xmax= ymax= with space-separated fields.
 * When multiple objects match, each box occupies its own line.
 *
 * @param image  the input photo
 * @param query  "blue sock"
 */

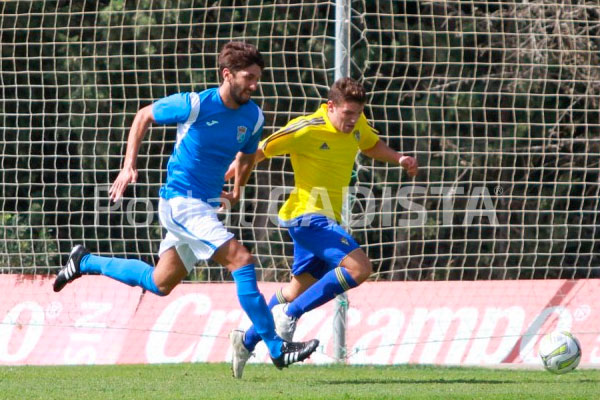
xmin=286 ymin=267 xmax=357 ymax=319
xmin=243 ymin=288 xmax=286 ymax=351
xmin=232 ymin=264 xmax=282 ymax=358
xmin=80 ymin=254 xmax=164 ymax=296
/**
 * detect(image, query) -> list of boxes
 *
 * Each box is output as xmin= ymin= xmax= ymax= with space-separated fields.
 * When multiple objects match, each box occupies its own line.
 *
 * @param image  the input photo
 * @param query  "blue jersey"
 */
xmin=152 ymin=88 xmax=264 ymax=203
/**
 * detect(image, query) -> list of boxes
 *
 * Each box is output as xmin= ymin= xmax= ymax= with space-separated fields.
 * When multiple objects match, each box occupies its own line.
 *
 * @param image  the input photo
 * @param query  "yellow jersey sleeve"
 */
xmin=260 ymin=116 xmax=308 ymax=158
xmin=355 ymin=114 xmax=380 ymax=150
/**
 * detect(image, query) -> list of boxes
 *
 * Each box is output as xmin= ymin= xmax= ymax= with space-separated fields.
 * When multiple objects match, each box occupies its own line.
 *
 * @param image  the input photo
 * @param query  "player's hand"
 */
xmin=399 ymin=155 xmax=418 ymax=178
xmin=224 ymin=159 xmax=238 ymax=181
xmin=109 ymin=166 xmax=138 ymax=203
xmin=218 ymin=190 xmax=239 ymax=211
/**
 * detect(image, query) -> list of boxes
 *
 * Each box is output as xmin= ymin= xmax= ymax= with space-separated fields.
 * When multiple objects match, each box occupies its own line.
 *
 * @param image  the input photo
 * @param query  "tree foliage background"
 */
xmin=1 ymin=0 xmax=598 ymax=280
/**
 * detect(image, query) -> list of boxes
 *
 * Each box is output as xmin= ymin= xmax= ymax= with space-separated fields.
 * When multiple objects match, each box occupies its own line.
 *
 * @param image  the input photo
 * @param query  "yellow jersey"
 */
xmin=260 ymin=104 xmax=380 ymax=222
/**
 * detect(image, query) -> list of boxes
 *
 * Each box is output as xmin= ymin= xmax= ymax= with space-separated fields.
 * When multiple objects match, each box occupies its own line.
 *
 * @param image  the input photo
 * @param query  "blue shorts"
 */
xmin=284 ymin=214 xmax=360 ymax=279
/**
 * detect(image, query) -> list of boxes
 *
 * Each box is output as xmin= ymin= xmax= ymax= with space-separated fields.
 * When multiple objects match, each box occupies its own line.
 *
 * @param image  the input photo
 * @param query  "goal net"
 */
xmin=1 ymin=0 xmax=599 ymax=283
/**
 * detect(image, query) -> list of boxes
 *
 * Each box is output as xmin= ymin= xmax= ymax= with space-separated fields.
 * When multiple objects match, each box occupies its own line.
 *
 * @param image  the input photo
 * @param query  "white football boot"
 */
xmin=229 ymin=330 xmax=253 ymax=379
xmin=271 ymin=303 xmax=298 ymax=342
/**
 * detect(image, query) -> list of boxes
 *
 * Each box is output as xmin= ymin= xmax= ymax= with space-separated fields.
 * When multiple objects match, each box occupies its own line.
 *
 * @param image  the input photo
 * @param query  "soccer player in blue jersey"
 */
xmin=228 ymin=77 xmax=418 ymax=377
xmin=53 ymin=41 xmax=318 ymax=372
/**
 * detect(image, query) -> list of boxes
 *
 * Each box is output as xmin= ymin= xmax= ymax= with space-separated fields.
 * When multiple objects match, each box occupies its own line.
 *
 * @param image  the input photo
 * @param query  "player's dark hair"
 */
xmin=328 ymin=77 xmax=366 ymax=105
xmin=218 ymin=41 xmax=264 ymax=77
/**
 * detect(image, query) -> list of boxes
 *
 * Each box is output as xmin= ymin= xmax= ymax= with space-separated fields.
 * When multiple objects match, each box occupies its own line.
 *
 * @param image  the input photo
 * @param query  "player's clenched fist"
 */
xmin=399 ymin=155 xmax=418 ymax=177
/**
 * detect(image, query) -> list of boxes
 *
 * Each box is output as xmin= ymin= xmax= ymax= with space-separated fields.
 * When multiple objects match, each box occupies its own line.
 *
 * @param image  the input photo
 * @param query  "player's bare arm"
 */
xmin=108 ymin=104 xmax=155 ymax=202
xmin=221 ymin=151 xmax=256 ymax=210
xmin=361 ymin=139 xmax=418 ymax=177
xmin=224 ymin=148 xmax=266 ymax=181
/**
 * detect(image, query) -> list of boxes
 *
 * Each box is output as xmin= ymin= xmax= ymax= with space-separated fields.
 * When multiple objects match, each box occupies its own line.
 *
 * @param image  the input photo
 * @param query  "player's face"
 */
xmin=224 ymin=64 xmax=262 ymax=106
xmin=327 ymin=100 xmax=364 ymax=133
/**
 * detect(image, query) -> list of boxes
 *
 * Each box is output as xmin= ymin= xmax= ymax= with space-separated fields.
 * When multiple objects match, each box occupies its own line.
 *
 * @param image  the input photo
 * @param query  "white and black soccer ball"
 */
xmin=538 ymin=331 xmax=581 ymax=374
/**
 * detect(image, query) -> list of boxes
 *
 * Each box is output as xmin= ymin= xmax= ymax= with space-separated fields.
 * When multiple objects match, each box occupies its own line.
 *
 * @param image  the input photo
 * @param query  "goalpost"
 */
xmin=1 ymin=0 xmax=599 ymax=365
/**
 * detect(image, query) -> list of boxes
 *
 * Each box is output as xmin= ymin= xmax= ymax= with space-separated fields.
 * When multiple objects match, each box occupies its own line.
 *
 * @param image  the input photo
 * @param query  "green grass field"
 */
xmin=1 ymin=363 xmax=598 ymax=400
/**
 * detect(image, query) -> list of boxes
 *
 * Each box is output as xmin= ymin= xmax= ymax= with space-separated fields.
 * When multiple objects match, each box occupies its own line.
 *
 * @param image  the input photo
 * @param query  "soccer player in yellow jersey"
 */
xmin=229 ymin=77 xmax=418 ymax=377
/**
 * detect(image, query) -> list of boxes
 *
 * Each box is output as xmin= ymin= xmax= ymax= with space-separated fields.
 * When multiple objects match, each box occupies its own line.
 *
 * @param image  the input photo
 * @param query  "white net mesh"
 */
xmin=1 ymin=0 xmax=599 ymax=281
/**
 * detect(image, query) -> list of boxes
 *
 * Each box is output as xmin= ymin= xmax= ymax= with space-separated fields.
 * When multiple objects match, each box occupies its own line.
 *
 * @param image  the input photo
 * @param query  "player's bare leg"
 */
xmin=152 ymin=247 xmax=188 ymax=295
xmin=339 ymin=248 xmax=372 ymax=285
xmin=280 ymin=273 xmax=318 ymax=301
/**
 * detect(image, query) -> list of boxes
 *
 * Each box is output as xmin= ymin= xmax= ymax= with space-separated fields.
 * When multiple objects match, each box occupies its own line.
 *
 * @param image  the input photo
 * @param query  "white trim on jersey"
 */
xmin=252 ymin=106 xmax=264 ymax=135
xmin=175 ymin=92 xmax=201 ymax=149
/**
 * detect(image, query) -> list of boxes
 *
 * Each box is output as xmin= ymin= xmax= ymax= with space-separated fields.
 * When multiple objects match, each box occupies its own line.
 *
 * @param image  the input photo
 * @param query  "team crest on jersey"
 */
xmin=237 ymin=126 xmax=248 ymax=143
xmin=354 ymin=130 xmax=360 ymax=141
xmin=340 ymin=237 xmax=349 ymax=246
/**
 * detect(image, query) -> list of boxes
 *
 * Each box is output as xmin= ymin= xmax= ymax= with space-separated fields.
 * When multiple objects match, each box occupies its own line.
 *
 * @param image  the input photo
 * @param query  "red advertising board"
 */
xmin=1 ymin=275 xmax=598 ymax=367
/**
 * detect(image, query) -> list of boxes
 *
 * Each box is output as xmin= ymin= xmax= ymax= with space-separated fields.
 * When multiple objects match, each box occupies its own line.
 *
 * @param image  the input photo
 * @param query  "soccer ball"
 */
xmin=538 ymin=331 xmax=581 ymax=374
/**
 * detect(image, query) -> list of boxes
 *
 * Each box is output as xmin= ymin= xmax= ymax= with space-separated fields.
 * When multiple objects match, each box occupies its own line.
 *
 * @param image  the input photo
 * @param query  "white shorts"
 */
xmin=158 ymin=197 xmax=234 ymax=272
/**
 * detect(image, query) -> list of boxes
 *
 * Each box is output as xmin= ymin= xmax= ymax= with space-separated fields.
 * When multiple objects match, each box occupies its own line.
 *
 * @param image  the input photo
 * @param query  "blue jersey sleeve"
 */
xmin=240 ymin=107 xmax=264 ymax=154
xmin=241 ymin=127 xmax=262 ymax=154
xmin=152 ymin=93 xmax=192 ymax=124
